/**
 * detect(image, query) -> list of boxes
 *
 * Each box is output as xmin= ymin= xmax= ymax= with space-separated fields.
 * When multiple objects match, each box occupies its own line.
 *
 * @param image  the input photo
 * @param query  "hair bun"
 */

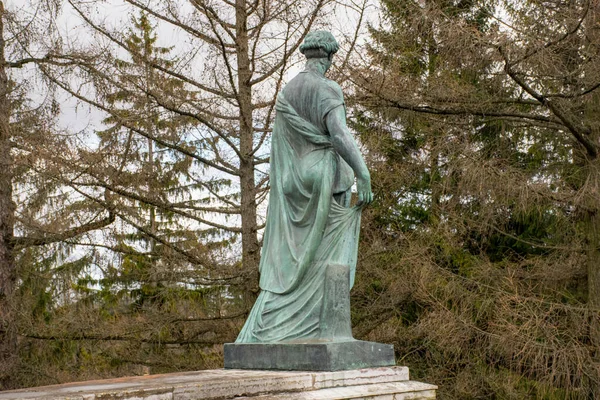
xmin=299 ymin=31 xmax=339 ymax=57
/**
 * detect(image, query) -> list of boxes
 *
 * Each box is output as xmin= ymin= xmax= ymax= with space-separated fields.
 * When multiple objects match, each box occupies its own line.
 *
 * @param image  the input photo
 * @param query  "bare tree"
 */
xmin=0 ymin=0 xmax=371 ymax=388
xmin=46 ymin=0 xmax=345 ymax=296
xmin=0 ymin=0 xmax=118 ymax=387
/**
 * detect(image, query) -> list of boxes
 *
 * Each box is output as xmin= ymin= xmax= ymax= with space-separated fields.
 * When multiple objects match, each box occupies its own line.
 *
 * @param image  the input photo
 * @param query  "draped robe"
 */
xmin=236 ymin=70 xmax=363 ymax=343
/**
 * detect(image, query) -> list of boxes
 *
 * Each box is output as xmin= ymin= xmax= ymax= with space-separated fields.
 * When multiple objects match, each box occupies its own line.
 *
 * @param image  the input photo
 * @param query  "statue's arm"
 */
xmin=326 ymin=106 xmax=373 ymax=205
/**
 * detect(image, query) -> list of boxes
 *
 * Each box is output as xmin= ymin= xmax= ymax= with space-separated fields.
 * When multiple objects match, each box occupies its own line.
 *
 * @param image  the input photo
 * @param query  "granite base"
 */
xmin=224 ymin=340 xmax=395 ymax=371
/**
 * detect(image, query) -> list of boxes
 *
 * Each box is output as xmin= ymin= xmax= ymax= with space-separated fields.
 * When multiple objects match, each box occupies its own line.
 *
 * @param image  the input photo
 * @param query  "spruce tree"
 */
xmin=350 ymin=0 xmax=600 ymax=397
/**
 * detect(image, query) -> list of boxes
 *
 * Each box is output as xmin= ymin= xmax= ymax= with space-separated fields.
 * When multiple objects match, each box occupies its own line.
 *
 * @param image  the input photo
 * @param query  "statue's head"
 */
xmin=300 ymin=31 xmax=339 ymax=71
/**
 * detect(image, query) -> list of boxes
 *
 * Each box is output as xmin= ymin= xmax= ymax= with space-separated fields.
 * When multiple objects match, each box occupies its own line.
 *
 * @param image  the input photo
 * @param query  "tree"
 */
xmin=52 ymin=0 xmax=336 ymax=294
xmin=0 ymin=0 xmax=118 ymax=388
xmin=350 ymin=0 xmax=600 ymax=398
xmin=0 ymin=0 xmax=371 ymax=389
xmin=3 ymin=11 xmax=239 ymax=387
xmin=91 ymin=11 xmax=207 ymax=308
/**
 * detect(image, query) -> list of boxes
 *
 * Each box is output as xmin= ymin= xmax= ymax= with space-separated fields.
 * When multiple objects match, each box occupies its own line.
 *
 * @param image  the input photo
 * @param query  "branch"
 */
xmin=64 ymin=243 xmax=242 ymax=285
xmin=170 ymin=202 xmax=240 ymax=214
xmin=205 ymin=4 xmax=239 ymax=105
xmin=383 ymin=98 xmax=561 ymax=126
xmin=335 ymin=0 xmax=368 ymax=81
xmin=141 ymin=86 xmax=243 ymax=159
xmin=190 ymin=0 xmax=236 ymax=41
xmin=351 ymin=74 xmax=563 ymax=127
xmin=168 ymin=311 xmax=247 ymax=323
xmin=499 ymin=46 xmax=598 ymax=159
xmin=63 ymin=184 xmax=215 ymax=268
xmin=40 ymin=66 xmax=239 ymax=176
xmin=6 ymin=55 xmax=81 ymax=68
xmin=60 ymin=56 xmax=241 ymax=157
xmin=185 ymin=173 xmax=241 ymax=208
xmin=248 ymin=0 xmax=325 ymax=86
xmin=66 ymin=2 xmax=235 ymax=99
xmin=120 ymin=0 xmax=235 ymax=49
xmin=508 ymin=1 xmax=590 ymax=67
xmin=74 ymin=178 xmax=242 ymax=233
xmin=17 ymin=332 xmax=226 ymax=345
xmin=546 ymin=81 xmax=600 ymax=99
xmin=12 ymin=211 xmax=115 ymax=250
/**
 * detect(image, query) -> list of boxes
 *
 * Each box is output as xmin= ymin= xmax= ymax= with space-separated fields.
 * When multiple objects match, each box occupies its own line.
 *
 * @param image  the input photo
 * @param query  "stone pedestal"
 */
xmin=0 ymin=367 xmax=437 ymax=400
xmin=224 ymin=340 xmax=395 ymax=371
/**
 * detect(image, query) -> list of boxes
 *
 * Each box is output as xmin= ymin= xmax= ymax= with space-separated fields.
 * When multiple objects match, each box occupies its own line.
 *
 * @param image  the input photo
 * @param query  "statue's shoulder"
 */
xmin=284 ymin=72 xmax=344 ymax=101
xmin=320 ymin=77 xmax=343 ymax=99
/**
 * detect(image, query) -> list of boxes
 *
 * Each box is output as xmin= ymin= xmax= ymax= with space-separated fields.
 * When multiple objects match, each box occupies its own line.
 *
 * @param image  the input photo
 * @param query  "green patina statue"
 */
xmin=236 ymin=31 xmax=373 ymax=344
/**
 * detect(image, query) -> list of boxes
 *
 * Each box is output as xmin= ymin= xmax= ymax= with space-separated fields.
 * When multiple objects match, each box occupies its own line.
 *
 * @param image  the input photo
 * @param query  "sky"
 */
xmin=7 ymin=0 xmax=381 ymax=135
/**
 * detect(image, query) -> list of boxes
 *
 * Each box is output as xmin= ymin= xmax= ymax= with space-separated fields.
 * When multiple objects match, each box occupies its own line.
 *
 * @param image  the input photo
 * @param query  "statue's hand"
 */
xmin=356 ymin=174 xmax=373 ymax=206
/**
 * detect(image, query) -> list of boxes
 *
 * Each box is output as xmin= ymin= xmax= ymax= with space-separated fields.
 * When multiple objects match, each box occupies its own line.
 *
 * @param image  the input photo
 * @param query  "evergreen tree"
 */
xmin=0 ymin=0 xmax=117 ymax=388
xmin=11 ymin=13 xmax=246 ymax=386
xmin=350 ymin=0 xmax=600 ymax=398
xmin=2 ymin=0 xmax=371 ymax=387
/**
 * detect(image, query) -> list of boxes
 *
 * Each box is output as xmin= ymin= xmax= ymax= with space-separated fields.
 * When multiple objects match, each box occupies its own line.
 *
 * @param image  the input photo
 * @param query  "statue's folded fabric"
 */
xmin=235 ymin=91 xmax=362 ymax=343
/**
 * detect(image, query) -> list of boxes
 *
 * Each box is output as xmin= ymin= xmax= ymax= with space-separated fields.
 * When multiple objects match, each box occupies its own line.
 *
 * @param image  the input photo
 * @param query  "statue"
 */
xmin=225 ymin=31 xmax=394 ymax=370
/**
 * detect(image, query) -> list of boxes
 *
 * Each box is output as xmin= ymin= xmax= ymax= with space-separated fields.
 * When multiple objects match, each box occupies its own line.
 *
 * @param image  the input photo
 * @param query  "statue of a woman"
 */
xmin=236 ymin=31 xmax=373 ymax=343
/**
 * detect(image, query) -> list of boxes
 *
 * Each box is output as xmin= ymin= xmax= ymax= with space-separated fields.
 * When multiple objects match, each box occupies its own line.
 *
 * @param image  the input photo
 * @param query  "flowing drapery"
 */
xmin=236 ymin=87 xmax=363 ymax=343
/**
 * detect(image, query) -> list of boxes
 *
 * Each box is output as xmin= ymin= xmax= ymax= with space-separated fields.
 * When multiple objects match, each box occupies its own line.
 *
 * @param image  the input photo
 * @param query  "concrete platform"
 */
xmin=0 ymin=367 xmax=437 ymax=399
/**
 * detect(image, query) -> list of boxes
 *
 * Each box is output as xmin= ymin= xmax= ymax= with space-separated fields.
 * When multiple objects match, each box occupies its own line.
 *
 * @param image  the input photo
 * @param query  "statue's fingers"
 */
xmin=368 ymin=192 xmax=373 ymax=204
xmin=358 ymin=191 xmax=365 ymax=205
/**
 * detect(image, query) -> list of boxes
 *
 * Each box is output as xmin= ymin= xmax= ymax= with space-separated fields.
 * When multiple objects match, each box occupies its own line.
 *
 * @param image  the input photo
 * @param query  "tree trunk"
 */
xmin=0 ymin=0 xmax=17 ymax=386
xmin=236 ymin=0 xmax=260 ymax=295
xmin=426 ymin=29 xmax=440 ymax=226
